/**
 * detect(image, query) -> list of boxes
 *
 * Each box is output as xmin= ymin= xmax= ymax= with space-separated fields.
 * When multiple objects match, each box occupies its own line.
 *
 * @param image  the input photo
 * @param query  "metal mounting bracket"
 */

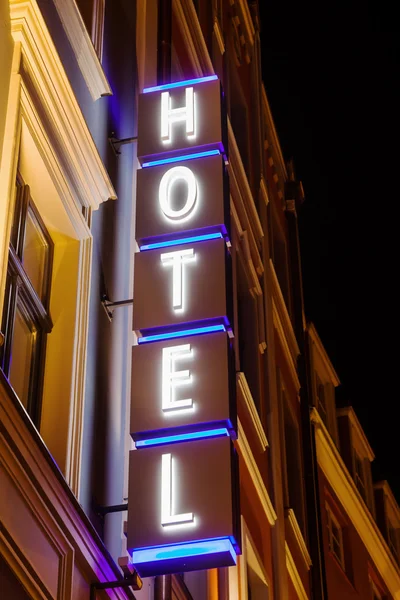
xmin=109 ymin=133 xmax=138 ymax=156
xmin=101 ymin=294 xmax=134 ymax=322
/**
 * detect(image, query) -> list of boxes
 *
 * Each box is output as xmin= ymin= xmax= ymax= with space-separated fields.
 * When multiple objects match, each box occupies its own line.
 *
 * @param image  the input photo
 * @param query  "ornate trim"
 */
xmin=270 ymin=260 xmax=300 ymax=390
xmin=311 ymin=408 xmax=400 ymax=596
xmin=285 ymin=542 xmax=309 ymax=600
xmin=237 ymin=419 xmax=277 ymax=526
xmin=51 ymin=0 xmax=112 ymax=99
xmin=213 ymin=17 xmax=225 ymax=55
xmin=10 ymin=0 xmax=117 ymax=208
xmin=237 ymin=372 xmax=269 ymax=451
xmin=286 ymin=508 xmax=312 ymax=569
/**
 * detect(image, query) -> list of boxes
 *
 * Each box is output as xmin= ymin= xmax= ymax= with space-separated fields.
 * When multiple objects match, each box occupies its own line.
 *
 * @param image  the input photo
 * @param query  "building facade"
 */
xmin=0 ymin=0 xmax=399 ymax=599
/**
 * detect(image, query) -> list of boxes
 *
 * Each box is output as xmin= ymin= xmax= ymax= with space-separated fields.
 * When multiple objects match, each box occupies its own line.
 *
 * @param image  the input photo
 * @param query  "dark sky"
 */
xmin=259 ymin=3 xmax=400 ymax=499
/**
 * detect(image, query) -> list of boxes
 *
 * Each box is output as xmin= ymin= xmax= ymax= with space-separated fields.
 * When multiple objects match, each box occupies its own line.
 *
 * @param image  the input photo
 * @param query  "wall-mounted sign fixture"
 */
xmin=128 ymin=75 xmax=240 ymax=578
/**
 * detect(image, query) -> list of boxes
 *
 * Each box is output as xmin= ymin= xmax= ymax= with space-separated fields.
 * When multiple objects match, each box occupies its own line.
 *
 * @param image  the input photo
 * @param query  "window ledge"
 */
xmin=237 ymin=372 xmax=268 ymax=452
xmin=237 ymin=419 xmax=277 ymax=527
xmin=285 ymin=508 xmax=312 ymax=569
xmin=52 ymin=0 xmax=112 ymax=100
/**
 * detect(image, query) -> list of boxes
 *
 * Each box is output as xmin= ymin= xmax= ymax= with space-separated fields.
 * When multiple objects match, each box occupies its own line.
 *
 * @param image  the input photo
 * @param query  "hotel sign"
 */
xmin=128 ymin=76 xmax=240 ymax=577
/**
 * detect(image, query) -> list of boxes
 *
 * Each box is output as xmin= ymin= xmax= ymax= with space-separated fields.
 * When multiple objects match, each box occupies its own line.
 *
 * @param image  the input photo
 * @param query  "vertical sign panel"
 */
xmin=131 ymin=331 xmax=236 ymax=440
xmin=136 ymin=154 xmax=229 ymax=247
xmin=133 ymin=238 xmax=232 ymax=334
xmin=137 ymin=77 xmax=226 ymax=163
xmin=129 ymin=76 xmax=240 ymax=577
xmin=128 ymin=436 xmax=239 ymax=577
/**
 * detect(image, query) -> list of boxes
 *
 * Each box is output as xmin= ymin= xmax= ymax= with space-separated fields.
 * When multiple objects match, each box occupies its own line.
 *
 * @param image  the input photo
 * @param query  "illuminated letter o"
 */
xmin=159 ymin=166 xmax=197 ymax=221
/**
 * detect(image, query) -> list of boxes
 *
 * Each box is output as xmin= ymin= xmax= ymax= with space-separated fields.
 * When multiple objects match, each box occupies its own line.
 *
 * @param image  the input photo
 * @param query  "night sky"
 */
xmin=259 ymin=3 xmax=400 ymax=499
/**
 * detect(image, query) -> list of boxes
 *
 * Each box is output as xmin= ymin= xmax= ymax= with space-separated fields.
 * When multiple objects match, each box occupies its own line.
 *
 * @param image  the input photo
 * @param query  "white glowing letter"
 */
xmin=161 ymin=87 xmax=195 ymax=143
xmin=160 ymin=248 xmax=195 ymax=311
xmin=162 ymin=345 xmax=193 ymax=413
xmin=161 ymin=453 xmax=194 ymax=527
xmin=159 ymin=166 xmax=198 ymax=221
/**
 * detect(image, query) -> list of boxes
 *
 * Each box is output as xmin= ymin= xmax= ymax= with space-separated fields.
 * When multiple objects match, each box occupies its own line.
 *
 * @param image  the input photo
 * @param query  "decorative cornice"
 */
xmin=0 ymin=376 xmax=131 ymax=598
xmin=311 ymin=408 xmax=400 ymax=598
xmin=51 ymin=0 xmax=112 ymax=99
xmin=261 ymin=85 xmax=287 ymax=184
xmin=10 ymin=0 xmax=117 ymax=208
xmin=286 ymin=508 xmax=312 ymax=569
xmin=285 ymin=542 xmax=309 ymax=600
xmin=336 ymin=407 xmax=374 ymax=461
xmin=237 ymin=419 xmax=277 ymax=526
xmin=237 ymin=372 xmax=269 ymax=451
xmin=307 ymin=323 xmax=340 ymax=386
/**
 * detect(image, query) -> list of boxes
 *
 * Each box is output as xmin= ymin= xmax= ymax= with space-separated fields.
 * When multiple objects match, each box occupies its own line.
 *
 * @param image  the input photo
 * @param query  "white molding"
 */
xmin=286 ymin=508 xmax=312 ymax=569
xmin=270 ymin=260 xmax=300 ymax=391
xmin=237 ymin=419 xmax=277 ymax=526
xmin=260 ymin=176 xmax=270 ymax=206
xmin=228 ymin=119 xmax=264 ymax=244
xmin=52 ymin=0 xmax=112 ymax=100
xmin=66 ymin=236 xmax=92 ymax=496
xmin=213 ymin=17 xmax=225 ymax=55
xmin=285 ymin=542 xmax=309 ymax=600
xmin=10 ymin=0 xmax=117 ymax=209
xmin=237 ymin=372 xmax=268 ymax=451
xmin=311 ymin=408 xmax=400 ymax=598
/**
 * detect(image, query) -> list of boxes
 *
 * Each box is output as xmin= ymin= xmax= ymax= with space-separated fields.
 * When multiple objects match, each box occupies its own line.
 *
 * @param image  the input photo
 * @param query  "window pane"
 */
xmin=22 ymin=205 xmax=48 ymax=300
xmin=9 ymin=306 xmax=35 ymax=409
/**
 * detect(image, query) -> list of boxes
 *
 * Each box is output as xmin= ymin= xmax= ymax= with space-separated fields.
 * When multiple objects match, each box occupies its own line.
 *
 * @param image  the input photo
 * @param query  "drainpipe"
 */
xmin=285 ymin=173 xmax=328 ymax=600
xmin=157 ymin=0 xmax=172 ymax=85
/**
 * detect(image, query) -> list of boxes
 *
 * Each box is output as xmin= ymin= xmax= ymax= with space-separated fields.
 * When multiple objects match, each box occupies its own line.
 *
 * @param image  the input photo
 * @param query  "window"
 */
xmin=315 ymin=372 xmax=328 ymax=427
xmin=388 ymin=521 xmax=399 ymax=561
xmin=1 ymin=177 xmax=53 ymax=428
xmin=354 ymin=451 xmax=367 ymax=502
xmin=76 ymin=0 xmax=105 ymax=60
xmin=326 ymin=504 xmax=345 ymax=569
xmin=280 ymin=385 xmax=306 ymax=533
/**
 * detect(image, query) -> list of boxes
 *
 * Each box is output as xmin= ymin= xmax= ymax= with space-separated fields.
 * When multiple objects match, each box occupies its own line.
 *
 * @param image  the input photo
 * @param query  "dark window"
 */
xmin=1 ymin=178 xmax=53 ymax=427
xmin=237 ymin=253 xmax=260 ymax=412
xmin=282 ymin=391 xmax=305 ymax=533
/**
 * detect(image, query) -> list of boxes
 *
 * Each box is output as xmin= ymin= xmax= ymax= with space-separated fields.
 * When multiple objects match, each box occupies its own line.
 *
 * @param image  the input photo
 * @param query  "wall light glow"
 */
xmin=142 ymin=149 xmax=220 ymax=168
xmin=136 ymin=428 xmax=230 ymax=448
xmin=138 ymin=324 xmax=226 ymax=344
xmin=161 ymin=248 xmax=196 ymax=311
xmin=161 ymin=87 xmax=195 ymax=144
xmin=140 ymin=232 xmax=223 ymax=251
xmin=161 ymin=453 xmax=194 ymax=527
xmin=159 ymin=166 xmax=197 ymax=221
xmin=162 ymin=345 xmax=193 ymax=413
